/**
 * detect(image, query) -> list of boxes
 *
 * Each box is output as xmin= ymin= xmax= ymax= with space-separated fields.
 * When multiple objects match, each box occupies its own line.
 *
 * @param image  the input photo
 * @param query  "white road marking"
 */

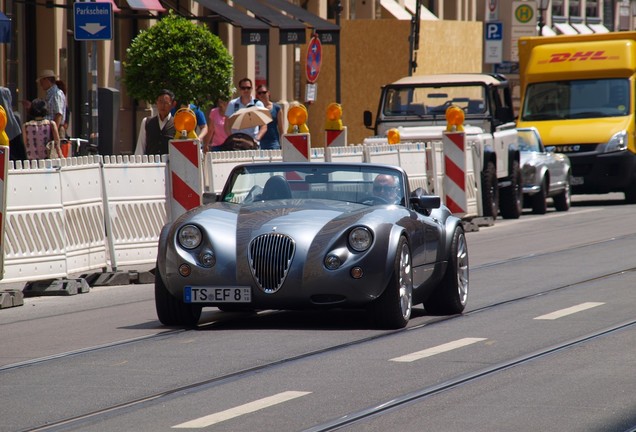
xmin=390 ymin=337 xmax=487 ymax=363
xmin=172 ymin=390 xmax=311 ymax=429
xmin=534 ymin=302 xmax=605 ymax=320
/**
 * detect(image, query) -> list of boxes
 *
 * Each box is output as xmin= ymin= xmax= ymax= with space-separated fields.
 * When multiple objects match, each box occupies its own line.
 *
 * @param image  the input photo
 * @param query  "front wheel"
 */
xmin=481 ymin=161 xmax=498 ymax=219
xmin=553 ymin=178 xmax=571 ymax=211
xmin=370 ymin=236 xmax=413 ymax=329
xmin=155 ymin=266 xmax=202 ymax=327
xmin=424 ymin=226 xmax=469 ymax=315
xmin=531 ymin=177 xmax=548 ymax=214
xmin=499 ymin=160 xmax=523 ymax=219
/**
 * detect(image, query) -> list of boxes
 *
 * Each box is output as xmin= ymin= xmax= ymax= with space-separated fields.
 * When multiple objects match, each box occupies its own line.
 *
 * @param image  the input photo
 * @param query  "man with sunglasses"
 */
xmin=372 ymin=174 xmax=402 ymax=204
xmin=224 ymin=78 xmax=267 ymax=145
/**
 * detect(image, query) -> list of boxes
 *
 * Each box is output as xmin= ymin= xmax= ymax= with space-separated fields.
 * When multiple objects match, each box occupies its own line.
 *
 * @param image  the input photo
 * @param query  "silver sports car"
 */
xmin=518 ymin=127 xmax=572 ymax=214
xmin=155 ymin=162 xmax=469 ymax=329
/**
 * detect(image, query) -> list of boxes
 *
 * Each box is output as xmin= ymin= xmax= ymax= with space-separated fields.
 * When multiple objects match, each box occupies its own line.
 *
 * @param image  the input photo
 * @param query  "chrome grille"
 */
xmin=248 ymin=233 xmax=295 ymax=293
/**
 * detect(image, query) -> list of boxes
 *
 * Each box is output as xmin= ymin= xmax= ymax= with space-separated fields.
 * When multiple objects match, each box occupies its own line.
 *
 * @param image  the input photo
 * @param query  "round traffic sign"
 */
xmin=306 ymin=35 xmax=322 ymax=84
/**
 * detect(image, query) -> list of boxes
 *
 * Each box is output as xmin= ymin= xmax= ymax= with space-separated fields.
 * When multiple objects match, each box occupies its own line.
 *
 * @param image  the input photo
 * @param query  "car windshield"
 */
xmin=222 ymin=164 xmax=405 ymax=206
xmin=517 ymin=129 xmax=542 ymax=152
xmin=521 ymin=78 xmax=630 ymax=121
xmin=382 ymin=84 xmax=487 ymax=117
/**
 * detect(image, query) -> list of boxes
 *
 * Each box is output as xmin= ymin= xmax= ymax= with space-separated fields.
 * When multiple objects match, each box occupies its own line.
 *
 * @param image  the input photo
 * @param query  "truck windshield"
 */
xmin=522 ymin=78 xmax=630 ymax=121
xmin=382 ymin=85 xmax=487 ymax=117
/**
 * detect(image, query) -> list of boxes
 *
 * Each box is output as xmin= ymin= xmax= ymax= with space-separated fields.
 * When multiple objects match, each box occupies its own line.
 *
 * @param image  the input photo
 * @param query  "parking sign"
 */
xmin=484 ymin=22 xmax=503 ymax=64
xmin=74 ymin=2 xmax=113 ymax=41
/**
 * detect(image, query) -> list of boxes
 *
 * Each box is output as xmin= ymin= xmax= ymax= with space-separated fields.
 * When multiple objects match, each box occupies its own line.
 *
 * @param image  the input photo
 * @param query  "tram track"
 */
xmin=5 ymin=227 xmax=636 ymax=431
xmin=14 ymin=253 xmax=636 ymax=432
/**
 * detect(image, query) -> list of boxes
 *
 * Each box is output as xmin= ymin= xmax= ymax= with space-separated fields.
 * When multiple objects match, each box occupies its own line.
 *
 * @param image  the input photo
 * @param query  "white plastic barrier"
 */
xmin=60 ymin=156 xmax=108 ymax=275
xmin=324 ymin=144 xmax=365 ymax=163
xmin=396 ymin=143 xmax=428 ymax=192
xmin=427 ymin=140 xmax=445 ymax=196
xmin=101 ymin=155 xmax=167 ymax=268
xmin=4 ymin=160 xmax=67 ymax=282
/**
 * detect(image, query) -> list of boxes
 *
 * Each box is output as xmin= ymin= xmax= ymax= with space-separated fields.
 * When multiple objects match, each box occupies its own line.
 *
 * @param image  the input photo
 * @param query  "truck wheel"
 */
xmin=625 ymin=177 xmax=636 ymax=204
xmin=500 ymin=160 xmax=522 ymax=219
xmin=531 ymin=178 xmax=548 ymax=214
xmin=481 ymin=161 xmax=498 ymax=219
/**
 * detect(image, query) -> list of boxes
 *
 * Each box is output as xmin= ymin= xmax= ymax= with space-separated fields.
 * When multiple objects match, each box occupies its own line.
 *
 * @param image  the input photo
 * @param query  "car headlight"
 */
xmin=178 ymin=225 xmax=202 ymax=249
xmin=348 ymin=227 xmax=372 ymax=252
xmin=604 ymin=130 xmax=628 ymax=153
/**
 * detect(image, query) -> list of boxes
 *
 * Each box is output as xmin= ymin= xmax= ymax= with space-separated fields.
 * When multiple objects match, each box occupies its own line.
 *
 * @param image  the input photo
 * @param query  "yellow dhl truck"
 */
xmin=517 ymin=32 xmax=636 ymax=202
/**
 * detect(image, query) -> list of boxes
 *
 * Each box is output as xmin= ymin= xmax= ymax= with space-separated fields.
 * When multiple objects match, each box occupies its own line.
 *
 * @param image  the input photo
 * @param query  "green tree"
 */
xmin=123 ymin=11 xmax=233 ymax=109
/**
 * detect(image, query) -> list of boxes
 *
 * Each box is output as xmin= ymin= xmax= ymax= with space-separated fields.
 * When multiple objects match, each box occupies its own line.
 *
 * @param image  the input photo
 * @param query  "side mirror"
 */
xmin=202 ymin=192 xmax=219 ymax=205
xmin=410 ymin=195 xmax=441 ymax=213
xmin=363 ymin=110 xmax=373 ymax=129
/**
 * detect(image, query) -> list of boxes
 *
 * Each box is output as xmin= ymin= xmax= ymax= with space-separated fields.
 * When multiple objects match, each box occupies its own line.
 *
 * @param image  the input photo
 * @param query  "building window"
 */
xmin=570 ymin=0 xmax=582 ymax=18
xmin=552 ymin=0 xmax=564 ymax=17
xmin=586 ymin=0 xmax=599 ymax=18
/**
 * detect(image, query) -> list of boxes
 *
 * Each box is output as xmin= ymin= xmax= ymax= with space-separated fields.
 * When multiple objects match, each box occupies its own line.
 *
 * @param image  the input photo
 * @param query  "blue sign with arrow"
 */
xmin=74 ymin=2 xmax=113 ymax=41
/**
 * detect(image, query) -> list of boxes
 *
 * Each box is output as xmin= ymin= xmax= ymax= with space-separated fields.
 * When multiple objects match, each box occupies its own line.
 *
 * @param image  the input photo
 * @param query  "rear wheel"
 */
xmin=531 ymin=177 xmax=548 ymax=214
xmin=371 ymin=237 xmax=413 ymax=329
xmin=155 ymin=266 xmax=202 ymax=327
xmin=424 ymin=226 xmax=469 ymax=315
xmin=481 ymin=161 xmax=498 ymax=219
xmin=500 ymin=160 xmax=522 ymax=219
xmin=624 ymin=177 xmax=636 ymax=204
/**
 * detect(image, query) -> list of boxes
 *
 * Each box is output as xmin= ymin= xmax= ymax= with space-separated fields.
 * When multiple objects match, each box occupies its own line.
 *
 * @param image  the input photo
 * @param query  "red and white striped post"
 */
xmin=0 ymin=145 xmax=8 ymax=278
xmin=442 ymin=132 xmax=468 ymax=216
xmin=168 ymin=139 xmax=203 ymax=221
xmin=281 ymin=133 xmax=311 ymax=162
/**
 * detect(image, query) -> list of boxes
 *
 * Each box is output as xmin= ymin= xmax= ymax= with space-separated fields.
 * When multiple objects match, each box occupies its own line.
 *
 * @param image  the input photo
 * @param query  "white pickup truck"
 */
xmin=363 ymin=73 xmax=522 ymax=219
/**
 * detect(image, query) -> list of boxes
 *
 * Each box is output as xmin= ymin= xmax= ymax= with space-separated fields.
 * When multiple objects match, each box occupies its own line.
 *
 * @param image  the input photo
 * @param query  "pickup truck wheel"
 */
xmin=481 ymin=161 xmax=498 ymax=219
xmin=554 ymin=178 xmax=571 ymax=211
xmin=531 ymin=178 xmax=548 ymax=214
xmin=500 ymin=160 xmax=522 ymax=219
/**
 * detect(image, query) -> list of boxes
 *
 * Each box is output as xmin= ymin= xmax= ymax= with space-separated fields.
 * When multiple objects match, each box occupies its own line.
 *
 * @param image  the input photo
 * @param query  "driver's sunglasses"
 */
xmin=374 ymin=185 xmax=397 ymax=193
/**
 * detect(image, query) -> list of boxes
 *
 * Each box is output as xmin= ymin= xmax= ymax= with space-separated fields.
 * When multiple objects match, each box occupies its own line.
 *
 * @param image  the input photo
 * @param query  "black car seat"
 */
xmin=261 ymin=175 xmax=292 ymax=200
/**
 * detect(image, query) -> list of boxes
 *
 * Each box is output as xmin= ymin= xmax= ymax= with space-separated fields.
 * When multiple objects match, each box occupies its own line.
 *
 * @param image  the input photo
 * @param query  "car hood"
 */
xmin=184 ymin=199 xmax=399 ymax=242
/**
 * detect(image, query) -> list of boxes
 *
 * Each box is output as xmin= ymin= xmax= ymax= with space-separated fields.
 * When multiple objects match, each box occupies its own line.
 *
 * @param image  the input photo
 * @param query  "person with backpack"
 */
xmin=224 ymin=78 xmax=267 ymax=145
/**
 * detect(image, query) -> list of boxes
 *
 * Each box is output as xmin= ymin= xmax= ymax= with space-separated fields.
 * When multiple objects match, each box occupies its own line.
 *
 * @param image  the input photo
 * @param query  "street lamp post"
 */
xmin=537 ymin=0 xmax=550 ymax=36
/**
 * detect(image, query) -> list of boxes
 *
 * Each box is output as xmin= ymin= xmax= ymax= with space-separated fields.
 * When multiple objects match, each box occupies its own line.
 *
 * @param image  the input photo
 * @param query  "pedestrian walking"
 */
xmin=224 ymin=78 xmax=267 ymax=144
xmin=134 ymin=89 xmax=176 ymax=156
xmin=204 ymin=97 xmax=228 ymax=151
xmin=23 ymin=98 xmax=61 ymax=160
xmin=255 ymin=84 xmax=284 ymax=150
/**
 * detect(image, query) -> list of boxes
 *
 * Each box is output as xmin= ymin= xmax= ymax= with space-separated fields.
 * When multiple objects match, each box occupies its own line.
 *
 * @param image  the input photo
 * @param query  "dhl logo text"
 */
xmin=538 ymin=51 xmax=619 ymax=63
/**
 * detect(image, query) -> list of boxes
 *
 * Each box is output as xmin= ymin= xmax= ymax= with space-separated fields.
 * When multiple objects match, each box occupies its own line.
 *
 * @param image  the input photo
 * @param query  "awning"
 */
xmin=232 ymin=0 xmax=306 ymax=44
xmin=540 ymin=25 xmax=557 ymax=36
xmin=380 ymin=0 xmax=412 ymax=20
xmin=572 ymin=23 xmax=593 ymax=34
xmin=588 ymin=23 xmax=610 ymax=33
xmin=126 ymin=0 xmax=166 ymax=12
xmin=265 ymin=0 xmax=339 ymax=45
xmin=404 ymin=0 xmax=439 ymax=20
xmin=0 ymin=12 xmax=10 ymax=44
xmin=554 ymin=22 xmax=578 ymax=35
xmin=96 ymin=0 xmax=121 ymax=13
xmin=194 ymin=0 xmax=269 ymax=45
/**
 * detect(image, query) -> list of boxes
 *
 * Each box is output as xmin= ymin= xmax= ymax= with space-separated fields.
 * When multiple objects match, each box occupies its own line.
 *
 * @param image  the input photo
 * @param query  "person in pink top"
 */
xmin=204 ymin=97 xmax=228 ymax=152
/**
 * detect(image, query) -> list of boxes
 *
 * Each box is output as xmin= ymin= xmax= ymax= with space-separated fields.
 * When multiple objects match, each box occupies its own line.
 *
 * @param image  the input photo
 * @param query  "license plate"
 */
xmin=184 ymin=287 xmax=251 ymax=303
xmin=571 ymin=176 xmax=584 ymax=186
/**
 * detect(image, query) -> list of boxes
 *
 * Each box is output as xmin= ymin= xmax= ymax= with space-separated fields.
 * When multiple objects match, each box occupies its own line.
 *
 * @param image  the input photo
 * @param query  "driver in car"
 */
xmin=373 ymin=174 xmax=401 ymax=204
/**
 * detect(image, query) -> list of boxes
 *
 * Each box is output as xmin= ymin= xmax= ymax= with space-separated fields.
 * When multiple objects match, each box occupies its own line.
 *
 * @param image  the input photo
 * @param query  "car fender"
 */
xmin=157 ymin=223 xmax=173 ymax=282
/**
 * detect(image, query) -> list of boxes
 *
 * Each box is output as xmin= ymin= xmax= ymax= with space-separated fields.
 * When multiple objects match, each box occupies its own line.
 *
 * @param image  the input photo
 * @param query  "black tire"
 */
xmin=370 ymin=236 xmax=413 ymax=329
xmin=155 ymin=266 xmax=202 ymax=327
xmin=531 ymin=177 xmax=548 ymax=214
xmin=553 ymin=177 xmax=571 ymax=211
xmin=624 ymin=177 xmax=636 ymax=204
xmin=481 ymin=161 xmax=498 ymax=219
xmin=424 ymin=226 xmax=469 ymax=315
xmin=499 ymin=160 xmax=523 ymax=219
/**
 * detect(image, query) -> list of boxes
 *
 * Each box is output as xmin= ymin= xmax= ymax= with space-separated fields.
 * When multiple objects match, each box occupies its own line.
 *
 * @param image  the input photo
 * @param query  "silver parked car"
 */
xmin=155 ymin=162 xmax=469 ymax=329
xmin=518 ymin=127 xmax=572 ymax=214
